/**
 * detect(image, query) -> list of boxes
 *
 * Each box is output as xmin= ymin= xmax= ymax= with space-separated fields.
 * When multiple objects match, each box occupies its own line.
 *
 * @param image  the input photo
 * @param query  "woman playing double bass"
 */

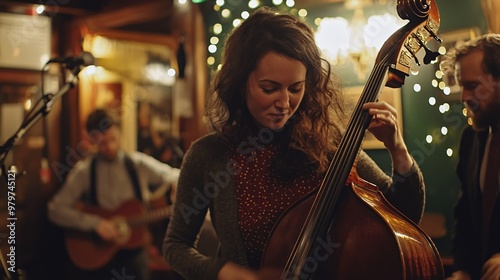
xmin=163 ymin=6 xmax=426 ymax=280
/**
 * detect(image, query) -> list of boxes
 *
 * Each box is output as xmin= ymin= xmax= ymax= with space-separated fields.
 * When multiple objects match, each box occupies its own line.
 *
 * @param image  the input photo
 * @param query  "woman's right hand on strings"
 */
xmin=218 ymin=262 xmax=260 ymax=280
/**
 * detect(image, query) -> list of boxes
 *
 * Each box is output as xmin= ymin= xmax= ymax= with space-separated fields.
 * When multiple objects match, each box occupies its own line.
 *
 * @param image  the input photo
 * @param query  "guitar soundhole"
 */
xmin=113 ymin=217 xmax=130 ymax=244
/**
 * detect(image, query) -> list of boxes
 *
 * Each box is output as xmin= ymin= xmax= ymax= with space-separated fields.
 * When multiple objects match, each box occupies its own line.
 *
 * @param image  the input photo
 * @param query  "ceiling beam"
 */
xmin=89 ymin=28 xmax=178 ymax=51
xmin=81 ymin=0 xmax=173 ymax=31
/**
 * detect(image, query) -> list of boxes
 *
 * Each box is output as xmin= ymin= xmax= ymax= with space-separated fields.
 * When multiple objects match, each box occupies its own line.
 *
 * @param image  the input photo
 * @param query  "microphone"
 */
xmin=48 ymin=51 xmax=95 ymax=68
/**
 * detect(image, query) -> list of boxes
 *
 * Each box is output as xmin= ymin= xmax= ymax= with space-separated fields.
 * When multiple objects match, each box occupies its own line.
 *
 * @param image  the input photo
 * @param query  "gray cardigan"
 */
xmin=163 ymin=132 xmax=425 ymax=280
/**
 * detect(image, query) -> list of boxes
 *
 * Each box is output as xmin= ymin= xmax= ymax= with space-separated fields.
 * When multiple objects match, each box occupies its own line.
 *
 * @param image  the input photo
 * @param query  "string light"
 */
xmin=210 ymin=36 xmax=219 ymax=45
xmin=208 ymin=45 xmax=217 ymax=54
xmin=285 ymin=0 xmax=295 ymax=7
xmin=441 ymin=126 xmax=448 ymax=135
xmin=435 ymin=70 xmax=443 ymax=79
xmin=232 ymin=18 xmax=242 ymax=27
xmin=221 ymin=9 xmax=231 ymax=18
xmin=439 ymin=103 xmax=450 ymax=113
xmin=446 ymin=148 xmax=453 ymax=157
xmin=206 ymin=0 xmax=297 ymax=73
xmin=413 ymin=83 xmax=421 ymax=92
xmin=428 ymin=97 xmax=436 ymax=106
xmin=213 ymin=23 xmax=223 ymax=35
xmin=241 ymin=11 xmax=250 ymax=19
xmin=249 ymin=0 xmax=260 ymax=9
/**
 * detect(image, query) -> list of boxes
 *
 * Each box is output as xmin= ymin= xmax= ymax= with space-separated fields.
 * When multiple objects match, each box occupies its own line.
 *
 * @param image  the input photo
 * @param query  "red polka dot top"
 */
xmin=231 ymin=142 xmax=323 ymax=269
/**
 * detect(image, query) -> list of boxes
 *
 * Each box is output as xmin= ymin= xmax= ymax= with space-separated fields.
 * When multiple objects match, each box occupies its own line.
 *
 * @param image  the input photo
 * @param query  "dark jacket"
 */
xmin=452 ymin=126 xmax=500 ymax=279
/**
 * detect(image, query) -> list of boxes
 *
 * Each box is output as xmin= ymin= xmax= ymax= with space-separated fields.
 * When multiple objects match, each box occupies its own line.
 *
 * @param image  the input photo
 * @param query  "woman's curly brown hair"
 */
xmin=206 ymin=7 xmax=347 ymax=174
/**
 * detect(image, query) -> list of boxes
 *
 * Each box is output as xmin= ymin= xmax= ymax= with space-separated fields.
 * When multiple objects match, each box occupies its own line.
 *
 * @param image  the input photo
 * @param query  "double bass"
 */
xmin=260 ymin=0 xmax=445 ymax=279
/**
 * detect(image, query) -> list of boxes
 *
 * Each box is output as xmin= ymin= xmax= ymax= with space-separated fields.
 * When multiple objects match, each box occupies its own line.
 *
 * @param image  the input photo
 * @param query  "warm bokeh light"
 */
xmin=446 ymin=148 xmax=453 ymax=157
xmin=413 ymin=84 xmax=421 ymax=92
xmin=208 ymin=45 xmax=217 ymax=54
xmin=213 ymin=23 xmax=223 ymax=34
xmin=441 ymin=126 xmax=448 ymax=135
xmin=210 ymin=36 xmax=219 ymax=45
xmin=248 ymin=0 xmax=260 ymax=9
xmin=428 ymin=97 xmax=436 ymax=106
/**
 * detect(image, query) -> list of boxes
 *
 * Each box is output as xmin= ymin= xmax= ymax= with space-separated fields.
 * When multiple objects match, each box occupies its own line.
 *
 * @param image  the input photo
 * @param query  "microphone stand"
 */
xmin=0 ymin=64 xmax=84 ymax=280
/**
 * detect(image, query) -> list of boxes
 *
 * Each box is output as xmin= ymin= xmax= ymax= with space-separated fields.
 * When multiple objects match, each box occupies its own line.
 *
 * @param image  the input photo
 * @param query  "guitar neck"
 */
xmin=127 ymin=206 xmax=172 ymax=226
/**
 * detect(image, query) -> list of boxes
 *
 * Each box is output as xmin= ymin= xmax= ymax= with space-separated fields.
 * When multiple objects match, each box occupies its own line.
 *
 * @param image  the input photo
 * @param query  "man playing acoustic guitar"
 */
xmin=48 ymin=108 xmax=180 ymax=280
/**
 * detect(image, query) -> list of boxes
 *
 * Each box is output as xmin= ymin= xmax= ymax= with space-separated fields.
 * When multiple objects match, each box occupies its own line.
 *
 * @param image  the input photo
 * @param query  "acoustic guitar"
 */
xmin=65 ymin=199 xmax=172 ymax=270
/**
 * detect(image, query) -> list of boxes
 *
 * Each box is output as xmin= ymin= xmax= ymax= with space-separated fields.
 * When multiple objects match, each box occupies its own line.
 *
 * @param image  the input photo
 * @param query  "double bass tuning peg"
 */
xmin=410 ymin=31 xmax=442 ymax=66
xmin=408 ymin=40 xmax=440 ymax=66
xmin=423 ymin=45 xmax=440 ymax=65
xmin=423 ymin=28 xmax=442 ymax=65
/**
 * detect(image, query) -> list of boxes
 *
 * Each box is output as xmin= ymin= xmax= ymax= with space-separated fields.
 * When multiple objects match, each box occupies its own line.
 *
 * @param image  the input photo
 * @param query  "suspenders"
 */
xmin=89 ymin=154 xmax=143 ymax=206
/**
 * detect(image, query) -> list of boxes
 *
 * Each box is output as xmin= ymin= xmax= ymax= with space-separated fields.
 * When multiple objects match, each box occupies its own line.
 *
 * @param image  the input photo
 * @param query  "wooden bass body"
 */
xmin=261 ymin=176 xmax=444 ymax=279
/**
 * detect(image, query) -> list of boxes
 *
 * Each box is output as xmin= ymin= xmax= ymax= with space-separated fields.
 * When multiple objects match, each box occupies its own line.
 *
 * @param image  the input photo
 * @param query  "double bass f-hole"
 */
xmin=260 ymin=0 xmax=445 ymax=279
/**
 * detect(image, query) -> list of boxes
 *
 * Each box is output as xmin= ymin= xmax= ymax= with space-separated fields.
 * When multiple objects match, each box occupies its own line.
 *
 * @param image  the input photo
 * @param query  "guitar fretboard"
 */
xmin=127 ymin=206 xmax=173 ymax=226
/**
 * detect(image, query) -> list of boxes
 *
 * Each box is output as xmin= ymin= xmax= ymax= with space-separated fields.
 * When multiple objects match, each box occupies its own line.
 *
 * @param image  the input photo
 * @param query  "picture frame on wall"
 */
xmin=135 ymin=83 xmax=181 ymax=167
xmin=344 ymin=86 xmax=403 ymax=150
